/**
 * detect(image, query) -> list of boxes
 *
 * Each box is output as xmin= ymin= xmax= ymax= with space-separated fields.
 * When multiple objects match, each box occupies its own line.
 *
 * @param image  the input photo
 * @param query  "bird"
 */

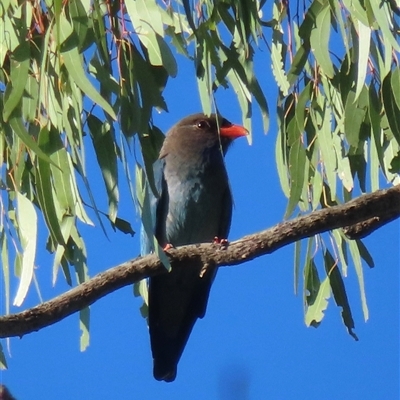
xmin=144 ymin=113 xmax=248 ymax=382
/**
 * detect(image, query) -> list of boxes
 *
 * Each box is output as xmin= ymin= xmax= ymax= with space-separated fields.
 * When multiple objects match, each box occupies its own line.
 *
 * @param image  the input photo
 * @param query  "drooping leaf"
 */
xmin=79 ymin=306 xmax=90 ymax=351
xmin=59 ymin=15 xmax=116 ymax=119
xmin=285 ymin=128 xmax=306 ymax=219
xmin=13 ymin=192 xmax=37 ymax=307
xmin=87 ymin=115 xmax=119 ymax=223
xmin=3 ymin=41 xmax=30 ymax=121
xmin=310 ymin=3 xmax=334 ymax=78
xmin=305 ymin=276 xmax=330 ymax=328
xmin=271 ymin=24 xmax=290 ymax=96
xmin=294 ymin=240 xmax=301 ymax=295
xmin=0 ymin=342 xmax=8 ymax=370
xmin=354 ymin=21 xmax=371 ymax=101
xmin=344 ymin=89 xmax=368 ymax=149
xmin=36 ymin=128 xmax=66 ymax=246
xmin=348 ymin=240 xmax=369 ymax=322
xmin=356 ymin=239 xmax=375 ymax=268
xmin=9 ymin=114 xmax=56 ymax=166
xmin=324 ymin=249 xmax=358 ymax=340
xmin=382 ymin=72 xmax=400 ymax=146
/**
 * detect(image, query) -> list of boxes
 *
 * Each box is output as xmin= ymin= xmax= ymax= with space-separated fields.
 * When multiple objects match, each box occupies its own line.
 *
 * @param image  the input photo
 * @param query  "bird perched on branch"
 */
xmin=143 ymin=113 xmax=248 ymax=382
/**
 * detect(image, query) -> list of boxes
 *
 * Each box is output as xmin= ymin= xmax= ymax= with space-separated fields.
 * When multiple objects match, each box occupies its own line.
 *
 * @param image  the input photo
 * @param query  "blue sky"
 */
xmin=1 ymin=29 xmax=399 ymax=400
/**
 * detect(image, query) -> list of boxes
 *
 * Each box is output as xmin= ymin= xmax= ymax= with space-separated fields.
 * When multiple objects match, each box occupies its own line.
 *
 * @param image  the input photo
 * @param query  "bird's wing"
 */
xmin=137 ymin=159 xmax=166 ymax=310
xmin=149 ymin=178 xmax=233 ymax=381
xmin=140 ymin=159 xmax=165 ymax=256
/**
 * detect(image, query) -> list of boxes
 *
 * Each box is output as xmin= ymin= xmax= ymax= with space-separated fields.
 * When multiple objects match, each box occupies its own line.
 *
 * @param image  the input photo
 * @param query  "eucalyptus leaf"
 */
xmin=324 ymin=249 xmax=358 ymax=340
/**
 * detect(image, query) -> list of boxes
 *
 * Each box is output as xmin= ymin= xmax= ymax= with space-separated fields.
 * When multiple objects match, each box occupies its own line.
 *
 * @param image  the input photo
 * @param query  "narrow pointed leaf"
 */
xmin=13 ymin=192 xmax=37 ymax=306
xmin=325 ymin=249 xmax=358 ymax=340
xmin=59 ymin=15 xmax=116 ymax=119
xmin=36 ymin=128 xmax=65 ymax=246
xmin=305 ymin=276 xmax=330 ymax=328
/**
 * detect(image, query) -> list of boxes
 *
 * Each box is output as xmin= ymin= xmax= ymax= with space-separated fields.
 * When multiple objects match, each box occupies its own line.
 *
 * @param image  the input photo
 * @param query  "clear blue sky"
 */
xmin=1 ymin=35 xmax=399 ymax=400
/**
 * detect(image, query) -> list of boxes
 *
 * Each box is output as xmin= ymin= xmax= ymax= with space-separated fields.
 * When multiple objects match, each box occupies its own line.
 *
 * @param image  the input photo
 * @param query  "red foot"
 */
xmin=213 ymin=237 xmax=229 ymax=248
xmin=163 ymin=243 xmax=174 ymax=251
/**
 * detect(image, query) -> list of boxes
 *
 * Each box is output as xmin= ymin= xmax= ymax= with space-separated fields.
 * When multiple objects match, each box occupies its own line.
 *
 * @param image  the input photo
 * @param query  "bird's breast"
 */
xmin=164 ymin=165 xmax=229 ymax=246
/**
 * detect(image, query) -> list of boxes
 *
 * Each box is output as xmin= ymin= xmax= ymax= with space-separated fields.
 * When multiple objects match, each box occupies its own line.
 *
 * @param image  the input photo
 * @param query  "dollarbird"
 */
xmin=144 ymin=113 xmax=248 ymax=382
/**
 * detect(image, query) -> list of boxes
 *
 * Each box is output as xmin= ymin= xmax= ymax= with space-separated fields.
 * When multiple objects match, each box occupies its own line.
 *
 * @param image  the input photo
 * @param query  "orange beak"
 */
xmin=219 ymin=124 xmax=249 ymax=139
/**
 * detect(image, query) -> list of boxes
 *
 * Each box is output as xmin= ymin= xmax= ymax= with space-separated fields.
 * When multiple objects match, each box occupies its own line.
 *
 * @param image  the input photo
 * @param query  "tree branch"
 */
xmin=1 ymin=185 xmax=399 ymax=339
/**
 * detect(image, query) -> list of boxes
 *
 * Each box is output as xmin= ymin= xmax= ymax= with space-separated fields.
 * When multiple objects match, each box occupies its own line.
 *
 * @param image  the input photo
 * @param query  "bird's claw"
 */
xmin=213 ymin=237 xmax=229 ymax=248
xmin=163 ymin=243 xmax=174 ymax=251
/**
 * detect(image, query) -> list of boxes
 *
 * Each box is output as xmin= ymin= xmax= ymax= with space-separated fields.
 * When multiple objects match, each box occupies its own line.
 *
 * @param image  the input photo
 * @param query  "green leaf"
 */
xmin=59 ymin=15 xmax=116 ymax=120
xmin=344 ymin=89 xmax=367 ymax=148
xmin=2 ymin=41 xmax=30 ymax=121
xmin=52 ymin=215 xmax=74 ymax=285
xmin=332 ymin=131 xmax=353 ymax=192
xmin=0 ymin=342 xmax=8 ymax=370
xmin=296 ymin=82 xmax=312 ymax=131
xmin=271 ymin=28 xmax=290 ymax=96
xmin=309 ymin=3 xmax=334 ymax=78
xmin=305 ymin=276 xmax=330 ymax=328
xmin=348 ymin=240 xmax=369 ymax=322
xmin=0 ymin=230 xmax=10 ymax=316
xmin=68 ymin=0 xmax=89 ymax=50
xmin=87 ymin=115 xmax=119 ymax=223
xmin=66 ymin=153 xmax=93 ymax=226
xmin=383 ymin=138 xmax=400 ymax=184
xmin=275 ymin=122 xmax=290 ymax=198
xmin=294 ymin=240 xmax=301 ymax=295
xmin=288 ymin=43 xmax=310 ymax=85
xmin=382 ymin=72 xmax=400 ymax=147
xmin=126 ymin=0 xmax=177 ymax=77
xmin=356 ymin=239 xmax=374 ymax=268
xmin=285 ymin=120 xmax=306 ymax=218
xmin=302 ymin=237 xmax=315 ymax=309
xmin=134 ymin=0 xmax=164 ymax=36
xmin=145 ymin=33 xmax=178 ymax=77
xmin=249 ymin=78 xmax=270 ymax=134
xmin=196 ymin=43 xmax=212 ymax=116
xmin=22 ymin=74 xmax=39 ymax=122
xmin=312 ymin=99 xmax=337 ymax=202
xmin=367 ymin=0 xmax=400 ymax=52
xmin=36 ymin=128 xmax=66 ymax=246
xmin=227 ymin=70 xmax=252 ymax=138
xmin=49 ymin=133 xmax=76 ymax=214
xmin=368 ymin=85 xmax=385 ymax=173
xmin=342 ymin=0 xmax=369 ymax=26
xmin=80 ymin=307 xmax=90 ymax=351
xmin=391 ymin=68 xmax=400 ymax=111
xmin=135 ymin=279 xmax=149 ymax=318
xmin=332 ymin=229 xmax=349 ymax=276
xmin=325 ymin=249 xmax=358 ymax=340
xmin=299 ymin=0 xmax=326 ymax=39
xmin=9 ymin=114 xmax=56 ymax=167
xmin=304 ymin=257 xmax=321 ymax=307
xmin=110 ymin=217 xmax=135 ymax=236
xmin=70 ymin=225 xmax=89 ymax=285
xmin=311 ymin=169 xmax=323 ymax=210
xmin=354 ymin=21 xmax=370 ymax=101
xmin=389 ymin=151 xmax=400 ymax=174
xmin=13 ymin=192 xmax=37 ymax=307
xmin=329 ymin=0 xmax=350 ymax=63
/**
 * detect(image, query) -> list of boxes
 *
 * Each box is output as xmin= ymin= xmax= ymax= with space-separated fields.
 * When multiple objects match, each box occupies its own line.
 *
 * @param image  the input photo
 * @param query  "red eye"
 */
xmin=197 ymin=120 xmax=209 ymax=129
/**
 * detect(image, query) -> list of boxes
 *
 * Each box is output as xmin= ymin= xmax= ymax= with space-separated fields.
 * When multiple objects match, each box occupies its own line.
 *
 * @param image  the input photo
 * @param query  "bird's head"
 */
xmin=160 ymin=113 xmax=248 ymax=160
